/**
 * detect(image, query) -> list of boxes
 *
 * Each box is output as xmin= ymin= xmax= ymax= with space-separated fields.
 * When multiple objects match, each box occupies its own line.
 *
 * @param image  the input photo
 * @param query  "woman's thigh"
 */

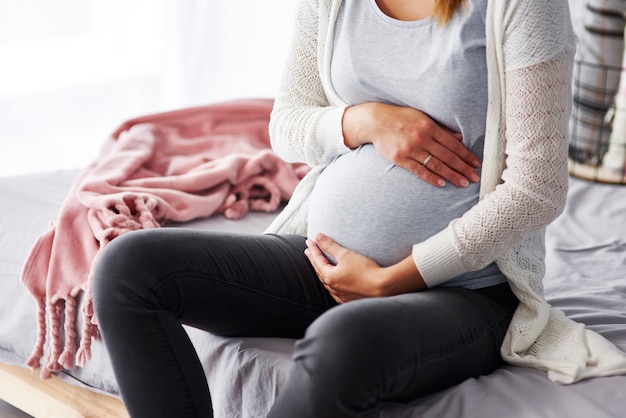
xmin=93 ymin=228 xmax=338 ymax=417
xmin=269 ymin=284 xmax=518 ymax=417
xmin=93 ymin=228 xmax=337 ymax=339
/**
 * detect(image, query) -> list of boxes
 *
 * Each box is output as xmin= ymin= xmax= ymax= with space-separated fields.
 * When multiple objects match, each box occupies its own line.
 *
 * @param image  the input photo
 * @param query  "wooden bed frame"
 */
xmin=0 ymin=362 xmax=128 ymax=418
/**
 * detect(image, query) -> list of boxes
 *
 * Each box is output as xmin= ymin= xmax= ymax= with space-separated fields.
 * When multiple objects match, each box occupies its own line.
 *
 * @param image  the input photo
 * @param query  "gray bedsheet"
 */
xmin=1 ymin=170 xmax=625 ymax=417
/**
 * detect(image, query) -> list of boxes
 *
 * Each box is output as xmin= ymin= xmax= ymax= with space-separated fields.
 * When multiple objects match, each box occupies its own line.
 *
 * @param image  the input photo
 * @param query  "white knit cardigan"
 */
xmin=266 ymin=0 xmax=626 ymax=383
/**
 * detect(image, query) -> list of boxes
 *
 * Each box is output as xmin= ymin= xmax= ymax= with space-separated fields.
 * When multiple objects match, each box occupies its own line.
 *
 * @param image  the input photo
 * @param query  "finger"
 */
xmin=435 ymin=128 xmax=481 ymax=168
xmin=305 ymin=240 xmax=336 ymax=283
xmin=440 ymin=126 xmax=466 ymax=144
xmin=305 ymin=241 xmax=331 ymax=270
xmin=400 ymin=158 xmax=447 ymax=187
xmin=393 ymin=136 xmax=478 ymax=187
xmin=402 ymin=152 xmax=475 ymax=189
xmin=304 ymin=249 xmax=345 ymax=303
xmin=419 ymin=142 xmax=481 ymax=187
xmin=314 ymin=233 xmax=349 ymax=261
xmin=427 ymin=139 xmax=479 ymax=171
xmin=421 ymin=155 xmax=475 ymax=188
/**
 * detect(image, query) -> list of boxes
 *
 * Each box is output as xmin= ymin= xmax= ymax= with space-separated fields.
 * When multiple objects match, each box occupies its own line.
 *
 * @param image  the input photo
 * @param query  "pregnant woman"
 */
xmin=92 ymin=1 xmax=605 ymax=417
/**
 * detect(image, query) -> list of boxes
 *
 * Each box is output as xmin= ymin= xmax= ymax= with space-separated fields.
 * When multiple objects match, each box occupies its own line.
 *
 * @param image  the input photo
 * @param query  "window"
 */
xmin=0 ymin=0 xmax=296 ymax=175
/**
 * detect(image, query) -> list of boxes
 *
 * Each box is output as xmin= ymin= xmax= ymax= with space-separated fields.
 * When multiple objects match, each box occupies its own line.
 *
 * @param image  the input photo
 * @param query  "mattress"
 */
xmin=0 ymin=169 xmax=291 ymax=417
xmin=1 ymin=169 xmax=626 ymax=417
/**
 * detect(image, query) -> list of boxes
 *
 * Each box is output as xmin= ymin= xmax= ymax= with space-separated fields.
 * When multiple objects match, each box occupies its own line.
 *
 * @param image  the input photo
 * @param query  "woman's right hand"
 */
xmin=342 ymin=102 xmax=481 ymax=188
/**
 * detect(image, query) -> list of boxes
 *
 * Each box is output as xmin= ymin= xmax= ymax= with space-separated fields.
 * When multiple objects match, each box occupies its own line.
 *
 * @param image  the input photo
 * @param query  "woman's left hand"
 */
xmin=305 ymin=233 xmax=426 ymax=303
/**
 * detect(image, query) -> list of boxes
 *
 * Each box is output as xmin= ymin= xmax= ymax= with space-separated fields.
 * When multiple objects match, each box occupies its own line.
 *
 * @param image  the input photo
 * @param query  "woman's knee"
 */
xmin=293 ymin=300 xmax=385 ymax=384
xmin=281 ymin=299 xmax=398 ymax=415
xmin=92 ymin=230 xmax=160 ymax=319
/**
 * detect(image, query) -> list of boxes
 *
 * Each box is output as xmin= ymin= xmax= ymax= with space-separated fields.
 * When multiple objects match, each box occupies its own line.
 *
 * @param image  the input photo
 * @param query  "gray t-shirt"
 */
xmin=307 ymin=0 xmax=505 ymax=289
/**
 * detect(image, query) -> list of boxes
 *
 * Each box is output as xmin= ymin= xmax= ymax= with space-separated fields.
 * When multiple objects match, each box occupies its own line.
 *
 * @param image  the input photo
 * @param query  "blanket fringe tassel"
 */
xmin=26 ymin=291 xmax=95 ymax=379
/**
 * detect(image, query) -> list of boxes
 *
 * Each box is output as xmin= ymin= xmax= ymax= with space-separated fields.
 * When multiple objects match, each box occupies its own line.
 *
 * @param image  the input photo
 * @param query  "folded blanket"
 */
xmin=20 ymin=98 xmax=307 ymax=378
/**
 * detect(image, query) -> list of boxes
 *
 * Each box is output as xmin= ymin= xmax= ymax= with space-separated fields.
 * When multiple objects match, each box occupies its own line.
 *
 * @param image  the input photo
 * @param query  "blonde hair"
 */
xmin=434 ymin=0 xmax=466 ymax=25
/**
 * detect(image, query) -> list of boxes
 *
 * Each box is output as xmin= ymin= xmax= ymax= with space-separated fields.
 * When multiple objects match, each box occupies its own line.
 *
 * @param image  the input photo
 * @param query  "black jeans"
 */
xmin=92 ymin=228 xmax=518 ymax=418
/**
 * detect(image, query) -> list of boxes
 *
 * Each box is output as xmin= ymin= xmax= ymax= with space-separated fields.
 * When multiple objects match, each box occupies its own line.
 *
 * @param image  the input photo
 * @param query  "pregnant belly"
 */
xmin=307 ymin=144 xmax=480 ymax=266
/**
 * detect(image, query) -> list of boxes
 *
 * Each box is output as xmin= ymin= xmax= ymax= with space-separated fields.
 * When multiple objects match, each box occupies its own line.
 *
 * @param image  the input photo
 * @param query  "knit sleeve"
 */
xmin=268 ymin=0 xmax=349 ymax=166
xmin=412 ymin=49 xmax=574 ymax=287
xmin=501 ymin=0 xmax=575 ymax=71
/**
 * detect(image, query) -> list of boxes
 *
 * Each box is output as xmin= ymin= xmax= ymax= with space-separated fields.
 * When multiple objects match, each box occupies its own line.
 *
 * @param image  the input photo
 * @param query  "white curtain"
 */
xmin=0 ymin=0 xmax=297 ymax=176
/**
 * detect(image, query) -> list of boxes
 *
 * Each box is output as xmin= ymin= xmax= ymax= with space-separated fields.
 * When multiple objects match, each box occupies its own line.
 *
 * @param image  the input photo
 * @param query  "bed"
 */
xmin=2 ymin=121 xmax=626 ymax=417
xmin=2 ymin=165 xmax=626 ymax=418
xmin=0 ymin=168 xmax=289 ymax=418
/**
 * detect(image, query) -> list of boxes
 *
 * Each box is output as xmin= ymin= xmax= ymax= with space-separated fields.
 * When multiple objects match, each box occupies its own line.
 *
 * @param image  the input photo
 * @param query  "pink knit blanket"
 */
xmin=20 ymin=98 xmax=307 ymax=378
